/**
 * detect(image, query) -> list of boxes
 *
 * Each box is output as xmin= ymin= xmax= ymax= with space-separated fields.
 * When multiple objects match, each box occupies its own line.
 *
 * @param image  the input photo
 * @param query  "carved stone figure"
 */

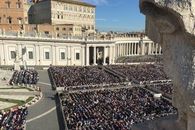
xmin=14 ymin=49 xmax=21 ymax=71
xmin=139 ymin=0 xmax=195 ymax=130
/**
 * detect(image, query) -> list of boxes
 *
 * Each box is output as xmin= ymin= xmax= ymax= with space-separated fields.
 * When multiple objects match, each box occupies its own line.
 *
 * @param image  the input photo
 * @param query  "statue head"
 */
xmin=140 ymin=0 xmax=195 ymax=123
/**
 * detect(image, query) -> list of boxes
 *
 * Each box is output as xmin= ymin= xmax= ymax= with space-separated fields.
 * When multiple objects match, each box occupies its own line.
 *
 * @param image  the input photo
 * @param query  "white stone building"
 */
xmin=29 ymin=0 xmax=96 ymax=33
xmin=0 ymin=32 xmax=162 ymax=67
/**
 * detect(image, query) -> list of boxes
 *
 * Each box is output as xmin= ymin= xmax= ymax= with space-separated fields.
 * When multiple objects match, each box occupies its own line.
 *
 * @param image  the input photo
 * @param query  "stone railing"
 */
xmin=0 ymin=30 xmax=150 ymax=42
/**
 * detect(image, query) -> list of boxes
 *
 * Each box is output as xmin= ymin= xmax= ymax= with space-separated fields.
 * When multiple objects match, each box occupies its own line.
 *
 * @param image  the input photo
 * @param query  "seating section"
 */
xmin=116 ymin=55 xmax=163 ymax=63
xmin=61 ymin=87 xmax=176 ymax=130
xmin=49 ymin=66 xmax=123 ymax=87
xmin=0 ymin=107 xmax=28 ymax=130
xmin=9 ymin=69 xmax=39 ymax=85
xmin=108 ymin=64 xmax=169 ymax=83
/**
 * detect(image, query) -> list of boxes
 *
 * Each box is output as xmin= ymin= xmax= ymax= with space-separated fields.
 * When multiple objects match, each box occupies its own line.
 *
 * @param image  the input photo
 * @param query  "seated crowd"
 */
xmin=108 ymin=64 xmax=169 ymax=83
xmin=49 ymin=66 xmax=123 ymax=87
xmin=125 ymin=55 xmax=162 ymax=63
xmin=116 ymin=55 xmax=162 ymax=63
xmin=62 ymin=87 xmax=177 ymax=130
xmin=9 ymin=69 xmax=39 ymax=85
xmin=146 ymin=83 xmax=173 ymax=95
xmin=0 ymin=107 xmax=28 ymax=130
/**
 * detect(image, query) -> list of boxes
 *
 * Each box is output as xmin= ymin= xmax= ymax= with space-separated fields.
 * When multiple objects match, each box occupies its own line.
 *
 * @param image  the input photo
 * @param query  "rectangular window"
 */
xmin=16 ymin=2 xmax=21 ymax=8
xmin=76 ymin=53 xmax=80 ymax=60
xmin=6 ymin=1 xmax=11 ymax=8
xmin=61 ymin=52 xmax=65 ymax=60
xmin=44 ymin=31 xmax=49 ymax=34
xmin=28 ymin=51 xmax=33 ymax=59
xmin=18 ymin=18 xmax=22 ymax=24
xmin=7 ymin=17 xmax=12 ymax=24
xmin=10 ymin=51 xmax=16 ymax=59
xmin=45 ymin=52 xmax=50 ymax=59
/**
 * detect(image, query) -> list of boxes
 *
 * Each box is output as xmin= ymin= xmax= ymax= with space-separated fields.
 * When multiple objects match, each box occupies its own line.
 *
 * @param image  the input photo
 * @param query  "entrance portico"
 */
xmin=86 ymin=42 xmax=114 ymax=65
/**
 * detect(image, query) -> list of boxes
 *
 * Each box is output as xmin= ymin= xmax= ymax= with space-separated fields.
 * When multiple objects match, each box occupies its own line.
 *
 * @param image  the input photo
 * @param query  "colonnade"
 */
xmin=115 ymin=42 xmax=162 ymax=57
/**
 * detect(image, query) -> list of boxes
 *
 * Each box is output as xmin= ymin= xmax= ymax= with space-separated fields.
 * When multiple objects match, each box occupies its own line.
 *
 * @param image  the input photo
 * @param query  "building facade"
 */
xmin=29 ymin=0 xmax=96 ymax=34
xmin=0 ymin=0 xmax=95 ymax=36
xmin=0 ymin=32 xmax=162 ymax=67
xmin=0 ymin=0 xmax=30 ymax=31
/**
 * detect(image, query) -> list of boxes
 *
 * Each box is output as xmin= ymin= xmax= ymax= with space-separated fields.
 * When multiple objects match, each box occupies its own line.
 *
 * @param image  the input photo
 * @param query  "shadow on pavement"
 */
xmin=54 ymin=93 xmax=66 ymax=130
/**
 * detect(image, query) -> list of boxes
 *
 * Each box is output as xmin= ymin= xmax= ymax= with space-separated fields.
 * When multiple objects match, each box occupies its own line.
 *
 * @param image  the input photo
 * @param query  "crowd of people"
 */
xmin=108 ymin=64 xmax=169 ymax=83
xmin=0 ymin=107 xmax=28 ymax=130
xmin=49 ymin=66 xmax=123 ymax=87
xmin=62 ymin=87 xmax=177 ymax=130
xmin=146 ymin=84 xmax=173 ymax=95
xmin=9 ymin=69 xmax=39 ymax=85
xmin=116 ymin=55 xmax=163 ymax=63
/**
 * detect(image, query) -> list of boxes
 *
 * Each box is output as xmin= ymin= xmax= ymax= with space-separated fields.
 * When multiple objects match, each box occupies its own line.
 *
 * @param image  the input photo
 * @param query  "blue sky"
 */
xmin=82 ymin=0 xmax=145 ymax=32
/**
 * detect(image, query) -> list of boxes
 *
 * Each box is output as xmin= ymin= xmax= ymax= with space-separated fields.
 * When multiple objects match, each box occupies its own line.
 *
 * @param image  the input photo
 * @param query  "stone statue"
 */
xmin=139 ymin=0 xmax=195 ymax=130
xmin=14 ymin=49 xmax=21 ymax=71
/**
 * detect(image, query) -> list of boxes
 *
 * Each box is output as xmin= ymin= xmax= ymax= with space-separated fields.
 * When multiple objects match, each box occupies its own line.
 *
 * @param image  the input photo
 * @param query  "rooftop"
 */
xmin=40 ymin=0 xmax=96 ymax=7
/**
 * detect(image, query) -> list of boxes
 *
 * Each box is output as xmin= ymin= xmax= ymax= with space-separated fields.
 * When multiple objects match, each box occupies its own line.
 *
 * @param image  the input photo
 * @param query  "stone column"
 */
xmin=81 ymin=46 xmax=85 ymax=66
xmin=52 ymin=45 xmax=56 ymax=65
xmin=93 ymin=46 xmax=97 ymax=65
xmin=118 ymin=44 xmax=120 ymax=57
xmin=70 ymin=46 xmax=72 ymax=65
xmin=134 ymin=43 xmax=136 ymax=55
xmin=137 ymin=43 xmax=140 ymax=55
xmin=103 ymin=46 xmax=107 ymax=65
xmin=115 ymin=44 xmax=118 ymax=57
xmin=0 ymin=43 xmax=3 ymax=65
xmin=150 ymin=43 xmax=153 ymax=55
xmin=123 ymin=44 xmax=125 ymax=56
xmin=113 ymin=46 xmax=116 ymax=64
xmin=35 ymin=44 xmax=40 ymax=66
xmin=141 ymin=42 xmax=145 ymax=55
xmin=109 ymin=46 xmax=112 ymax=64
xmin=124 ymin=43 xmax=126 ymax=56
xmin=0 ymin=42 xmax=5 ymax=65
xmin=148 ymin=42 xmax=152 ymax=55
xmin=155 ymin=43 xmax=158 ymax=55
xmin=131 ymin=43 xmax=134 ymax=55
xmin=118 ymin=44 xmax=120 ymax=56
xmin=3 ymin=43 xmax=7 ymax=65
xmin=159 ymin=46 xmax=162 ymax=54
xmin=121 ymin=44 xmax=123 ymax=56
xmin=126 ymin=43 xmax=129 ymax=56
xmin=129 ymin=43 xmax=132 ymax=56
xmin=86 ymin=45 xmax=89 ymax=66
xmin=135 ymin=43 xmax=138 ymax=55
xmin=67 ymin=46 xmax=72 ymax=66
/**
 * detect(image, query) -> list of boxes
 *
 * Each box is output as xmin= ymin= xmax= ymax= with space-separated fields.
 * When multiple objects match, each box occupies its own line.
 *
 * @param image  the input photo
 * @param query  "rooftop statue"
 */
xmin=139 ymin=0 xmax=195 ymax=130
